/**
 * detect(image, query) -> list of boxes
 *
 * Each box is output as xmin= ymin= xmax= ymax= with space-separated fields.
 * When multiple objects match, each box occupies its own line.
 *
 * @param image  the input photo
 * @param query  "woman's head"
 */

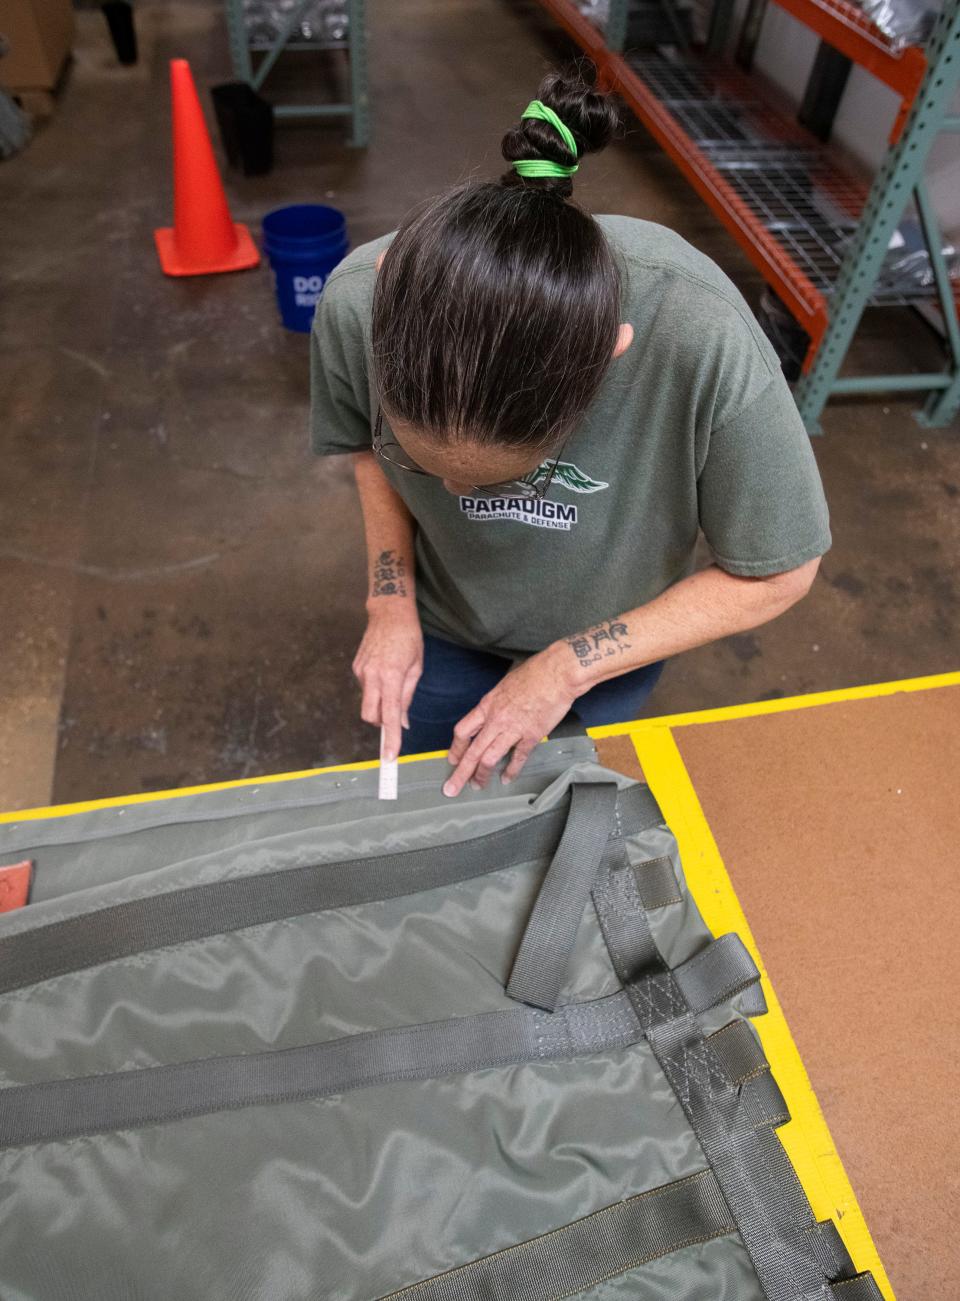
xmin=371 ymin=67 xmax=629 ymax=488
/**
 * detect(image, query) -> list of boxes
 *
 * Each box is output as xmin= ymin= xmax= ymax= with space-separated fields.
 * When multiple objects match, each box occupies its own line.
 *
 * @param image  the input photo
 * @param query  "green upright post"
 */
xmin=348 ymin=0 xmax=370 ymax=148
xmin=605 ymin=0 xmax=629 ymax=52
xmin=224 ymin=0 xmax=253 ymax=83
xmin=793 ymin=0 xmax=960 ymax=432
xmin=222 ymin=0 xmax=369 ymax=146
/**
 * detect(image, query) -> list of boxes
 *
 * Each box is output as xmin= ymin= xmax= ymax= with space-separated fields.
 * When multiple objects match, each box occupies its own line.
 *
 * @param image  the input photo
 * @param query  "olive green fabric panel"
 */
xmin=0 ymin=1048 xmax=711 ymax=1301
xmin=383 ymin=1169 xmax=735 ymax=1300
xmin=0 ymin=739 xmax=599 ymax=905
xmin=0 ymin=743 xmax=840 ymax=1301
xmin=1 ymin=758 xmax=706 ymax=1090
xmin=0 ymin=824 xmax=703 ymax=1084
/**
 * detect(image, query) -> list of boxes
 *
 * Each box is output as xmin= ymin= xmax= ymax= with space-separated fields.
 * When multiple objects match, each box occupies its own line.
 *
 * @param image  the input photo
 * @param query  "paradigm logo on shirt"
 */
xmin=459 ymin=461 xmax=608 ymax=530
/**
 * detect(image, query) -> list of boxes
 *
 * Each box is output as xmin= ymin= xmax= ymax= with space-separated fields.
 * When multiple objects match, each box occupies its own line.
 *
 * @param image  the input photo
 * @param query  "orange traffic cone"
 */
xmin=154 ymin=58 xmax=260 ymax=276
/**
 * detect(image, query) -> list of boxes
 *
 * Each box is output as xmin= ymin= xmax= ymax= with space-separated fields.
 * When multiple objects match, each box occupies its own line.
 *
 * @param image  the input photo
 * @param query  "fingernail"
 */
xmin=501 ymin=777 xmax=512 ymax=786
xmin=442 ymin=781 xmax=456 ymax=798
xmin=446 ymin=754 xmax=456 ymax=765
xmin=469 ymin=780 xmax=481 ymax=792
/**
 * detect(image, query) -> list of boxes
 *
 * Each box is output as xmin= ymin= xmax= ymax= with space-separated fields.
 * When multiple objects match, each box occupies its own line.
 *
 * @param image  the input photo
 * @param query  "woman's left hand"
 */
xmin=443 ymin=646 xmax=576 ymax=797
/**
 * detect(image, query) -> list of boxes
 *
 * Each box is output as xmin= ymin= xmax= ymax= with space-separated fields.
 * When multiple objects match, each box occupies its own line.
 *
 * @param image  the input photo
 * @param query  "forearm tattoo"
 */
xmin=566 ymin=619 xmax=632 ymax=669
xmin=371 ymin=549 xmax=408 ymax=598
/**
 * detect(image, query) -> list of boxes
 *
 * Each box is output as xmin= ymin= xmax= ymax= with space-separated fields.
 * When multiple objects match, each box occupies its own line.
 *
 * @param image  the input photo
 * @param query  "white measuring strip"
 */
xmin=378 ymin=727 xmax=398 ymax=800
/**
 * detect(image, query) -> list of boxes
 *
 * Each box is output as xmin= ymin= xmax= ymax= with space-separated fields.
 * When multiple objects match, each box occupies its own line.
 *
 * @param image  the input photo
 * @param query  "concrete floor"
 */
xmin=0 ymin=0 xmax=957 ymax=809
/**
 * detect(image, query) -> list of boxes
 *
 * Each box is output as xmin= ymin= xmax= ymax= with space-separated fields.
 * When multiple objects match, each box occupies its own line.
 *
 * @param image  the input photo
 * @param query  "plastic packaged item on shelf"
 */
xmin=834 ymin=217 xmax=959 ymax=297
xmin=243 ymin=0 xmax=349 ymax=45
xmin=0 ymin=89 xmax=32 ymax=159
xmin=576 ymin=0 xmax=610 ymax=25
xmin=851 ymin=0 xmax=941 ymax=48
xmin=756 ymin=287 xmax=811 ymax=381
xmin=576 ymin=0 xmax=697 ymax=43
xmin=883 ymin=218 xmax=959 ymax=291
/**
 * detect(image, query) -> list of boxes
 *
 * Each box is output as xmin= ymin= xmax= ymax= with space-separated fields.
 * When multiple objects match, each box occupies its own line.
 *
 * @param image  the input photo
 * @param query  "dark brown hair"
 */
xmin=371 ymin=67 xmax=622 ymax=451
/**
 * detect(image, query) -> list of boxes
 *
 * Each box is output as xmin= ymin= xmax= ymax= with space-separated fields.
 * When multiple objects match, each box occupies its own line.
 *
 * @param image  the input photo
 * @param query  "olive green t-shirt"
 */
xmin=309 ymin=215 xmax=831 ymax=657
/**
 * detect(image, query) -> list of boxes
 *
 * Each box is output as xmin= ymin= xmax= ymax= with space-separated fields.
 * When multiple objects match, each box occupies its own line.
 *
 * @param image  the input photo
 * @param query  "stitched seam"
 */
xmin=384 ymin=1171 xmax=718 ymax=1298
xmin=553 ymin=1224 xmax=734 ymax=1300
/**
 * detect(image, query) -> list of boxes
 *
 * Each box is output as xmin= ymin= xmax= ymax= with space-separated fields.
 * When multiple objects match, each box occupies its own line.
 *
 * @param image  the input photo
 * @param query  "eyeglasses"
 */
xmin=372 ymin=407 xmax=563 ymax=501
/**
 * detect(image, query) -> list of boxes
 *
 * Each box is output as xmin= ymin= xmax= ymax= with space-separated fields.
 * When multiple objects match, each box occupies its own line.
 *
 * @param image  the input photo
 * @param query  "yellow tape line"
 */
xmin=627 ymin=725 xmax=895 ymax=1300
xmin=590 ymin=667 xmax=960 ymax=737
xmin=0 ymin=750 xmax=450 ymax=825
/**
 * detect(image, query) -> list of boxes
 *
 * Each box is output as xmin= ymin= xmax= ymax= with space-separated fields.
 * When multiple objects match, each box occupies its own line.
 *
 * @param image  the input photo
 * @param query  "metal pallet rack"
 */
xmin=530 ymin=0 xmax=960 ymax=430
xmin=224 ymin=0 xmax=369 ymax=146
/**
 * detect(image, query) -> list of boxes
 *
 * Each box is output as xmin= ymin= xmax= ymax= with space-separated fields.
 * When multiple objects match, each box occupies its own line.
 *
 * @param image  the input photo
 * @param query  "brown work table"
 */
xmin=595 ymin=673 xmax=960 ymax=1301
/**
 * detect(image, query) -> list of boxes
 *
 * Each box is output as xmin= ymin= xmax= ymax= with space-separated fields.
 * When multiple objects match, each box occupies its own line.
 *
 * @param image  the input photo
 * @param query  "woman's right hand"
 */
xmin=352 ymin=603 xmax=424 ymax=762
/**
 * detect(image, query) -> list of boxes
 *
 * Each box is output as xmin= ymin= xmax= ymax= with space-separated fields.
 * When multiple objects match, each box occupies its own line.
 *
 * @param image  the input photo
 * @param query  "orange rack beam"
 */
xmin=528 ymin=0 xmax=935 ymax=369
xmin=771 ymin=0 xmax=926 ymax=133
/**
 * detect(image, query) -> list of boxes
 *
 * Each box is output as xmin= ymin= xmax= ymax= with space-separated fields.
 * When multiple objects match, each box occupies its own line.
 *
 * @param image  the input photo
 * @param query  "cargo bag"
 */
xmin=0 ymin=737 xmax=881 ymax=1300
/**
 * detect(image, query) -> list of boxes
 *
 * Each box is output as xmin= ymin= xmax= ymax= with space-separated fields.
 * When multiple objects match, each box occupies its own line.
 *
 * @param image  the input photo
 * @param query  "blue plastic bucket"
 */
xmin=262 ymin=204 xmax=350 ymax=333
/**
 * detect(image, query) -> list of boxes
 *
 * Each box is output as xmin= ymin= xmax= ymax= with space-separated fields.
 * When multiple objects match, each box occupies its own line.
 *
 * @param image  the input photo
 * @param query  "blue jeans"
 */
xmin=399 ymin=634 xmax=666 ymax=756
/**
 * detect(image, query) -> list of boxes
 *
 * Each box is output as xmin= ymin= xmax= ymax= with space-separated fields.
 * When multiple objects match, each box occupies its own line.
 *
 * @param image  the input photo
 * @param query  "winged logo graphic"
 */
xmin=530 ymin=460 xmax=609 ymax=494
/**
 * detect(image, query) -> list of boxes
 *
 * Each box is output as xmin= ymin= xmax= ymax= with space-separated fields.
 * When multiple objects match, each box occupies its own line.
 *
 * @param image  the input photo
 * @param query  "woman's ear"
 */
xmin=376 ymin=250 xmax=387 ymax=271
xmin=612 ymin=323 xmax=634 ymax=359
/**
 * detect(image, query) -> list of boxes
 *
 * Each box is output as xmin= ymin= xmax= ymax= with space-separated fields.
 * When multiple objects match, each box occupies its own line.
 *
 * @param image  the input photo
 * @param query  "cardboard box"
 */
xmin=0 ymin=0 xmax=74 ymax=92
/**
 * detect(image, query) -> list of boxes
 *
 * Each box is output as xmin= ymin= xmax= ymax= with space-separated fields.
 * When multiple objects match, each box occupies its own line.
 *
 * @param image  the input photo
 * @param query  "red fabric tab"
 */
xmin=0 ymin=860 xmax=33 ymax=912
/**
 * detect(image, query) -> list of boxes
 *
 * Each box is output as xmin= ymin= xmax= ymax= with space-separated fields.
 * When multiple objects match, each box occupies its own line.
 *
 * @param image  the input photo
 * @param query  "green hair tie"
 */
xmin=513 ymin=99 xmax=579 ymax=178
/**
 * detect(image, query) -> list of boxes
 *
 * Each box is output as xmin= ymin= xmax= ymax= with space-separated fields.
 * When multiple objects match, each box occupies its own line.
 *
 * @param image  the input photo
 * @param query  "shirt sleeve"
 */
xmin=697 ymin=369 xmax=832 ymax=576
xmin=309 ymin=272 xmax=373 ymax=457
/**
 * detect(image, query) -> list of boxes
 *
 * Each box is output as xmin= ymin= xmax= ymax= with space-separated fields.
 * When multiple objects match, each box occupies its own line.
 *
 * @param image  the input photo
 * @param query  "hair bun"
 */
xmin=500 ymin=64 xmax=619 ymax=199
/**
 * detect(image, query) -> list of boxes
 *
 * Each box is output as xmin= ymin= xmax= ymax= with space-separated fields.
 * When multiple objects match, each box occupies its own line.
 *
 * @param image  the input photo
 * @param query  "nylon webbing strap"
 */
xmin=740 ymin=1072 xmax=790 ymax=1130
xmin=0 ymin=991 xmax=643 ymax=1148
xmin=706 ymin=1023 xmax=790 ymax=1129
xmin=380 ymin=1168 xmax=733 ymax=1301
xmin=0 ymin=783 xmax=664 ymax=996
xmin=707 ymin=1019 xmax=768 ymax=1084
xmin=830 ymin=1276 xmax=883 ymax=1300
xmin=805 ymin=1222 xmax=856 ymax=1282
xmin=507 ymin=782 xmax=619 ymax=1012
xmin=673 ymin=933 xmax=764 ymax=1015
xmin=590 ymin=848 xmax=830 ymax=1301
xmin=632 ymin=854 xmax=682 ymax=909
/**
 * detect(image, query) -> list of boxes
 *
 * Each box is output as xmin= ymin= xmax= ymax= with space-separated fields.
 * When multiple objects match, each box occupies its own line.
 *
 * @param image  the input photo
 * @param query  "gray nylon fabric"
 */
xmin=0 ymin=992 xmax=643 ymax=1147
xmin=381 ymin=1169 xmax=733 ymax=1300
xmin=0 ymin=740 xmax=873 ymax=1300
xmin=0 ymin=935 xmax=759 ymax=1148
xmin=0 ymin=781 xmax=661 ymax=997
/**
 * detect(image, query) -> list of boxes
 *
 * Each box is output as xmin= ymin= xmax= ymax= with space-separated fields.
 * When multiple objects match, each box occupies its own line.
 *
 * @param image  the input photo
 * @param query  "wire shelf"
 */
xmin=624 ymin=50 xmax=949 ymax=304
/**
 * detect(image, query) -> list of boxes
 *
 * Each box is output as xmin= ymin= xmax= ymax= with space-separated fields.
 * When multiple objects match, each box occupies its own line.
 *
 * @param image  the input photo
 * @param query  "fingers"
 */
xmin=378 ymin=671 xmax=407 ymax=762
xmin=443 ymin=730 xmax=513 ymax=798
xmin=502 ymin=738 xmax=536 ymax=784
xmin=472 ymin=734 xmax=517 ymax=790
xmin=400 ymin=661 xmax=422 ymax=732
xmin=380 ymin=698 xmax=403 ymax=764
xmin=359 ymin=679 xmax=382 ymax=730
xmin=447 ymin=705 xmax=486 ymax=767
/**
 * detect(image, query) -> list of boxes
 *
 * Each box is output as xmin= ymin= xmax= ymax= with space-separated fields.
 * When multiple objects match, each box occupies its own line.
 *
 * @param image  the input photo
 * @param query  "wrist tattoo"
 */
xmin=371 ymin=549 xmax=408 ymax=598
xmin=566 ymin=619 xmax=632 ymax=669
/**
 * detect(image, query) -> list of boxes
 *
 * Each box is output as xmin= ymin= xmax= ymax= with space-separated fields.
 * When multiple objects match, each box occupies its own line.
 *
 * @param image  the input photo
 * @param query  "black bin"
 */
xmin=211 ymin=82 xmax=274 ymax=177
xmin=102 ymin=2 xmax=138 ymax=66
